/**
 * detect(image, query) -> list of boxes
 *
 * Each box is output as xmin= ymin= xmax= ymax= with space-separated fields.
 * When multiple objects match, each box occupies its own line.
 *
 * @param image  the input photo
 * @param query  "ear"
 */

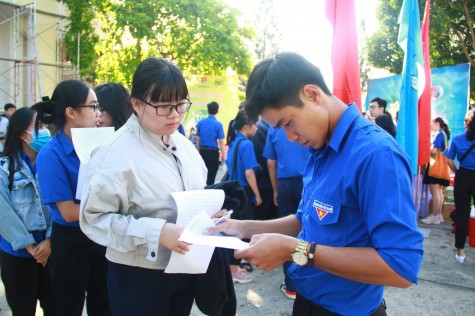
xmin=131 ymin=97 xmax=143 ymax=113
xmin=302 ymin=85 xmax=323 ymax=104
xmin=64 ymin=107 xmax=77 ymax=120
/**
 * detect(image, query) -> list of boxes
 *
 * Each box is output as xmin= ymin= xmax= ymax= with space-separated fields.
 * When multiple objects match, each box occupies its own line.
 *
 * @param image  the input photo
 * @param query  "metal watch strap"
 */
xmin=307 ymin=242 xmax=317 ymax=267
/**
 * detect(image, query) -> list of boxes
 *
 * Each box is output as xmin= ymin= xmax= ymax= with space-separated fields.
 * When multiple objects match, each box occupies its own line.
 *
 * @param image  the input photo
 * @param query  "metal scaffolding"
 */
xmin=0 ymin=0 xmax=77 ymax=109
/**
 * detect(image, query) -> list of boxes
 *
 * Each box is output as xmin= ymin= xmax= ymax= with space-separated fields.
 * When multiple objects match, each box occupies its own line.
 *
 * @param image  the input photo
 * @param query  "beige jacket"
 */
xmin=80 ymin=115 xmax=207 ymax=270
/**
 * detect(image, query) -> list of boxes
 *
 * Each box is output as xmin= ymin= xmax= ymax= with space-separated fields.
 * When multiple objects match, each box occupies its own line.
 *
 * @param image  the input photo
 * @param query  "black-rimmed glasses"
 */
xmin=78 ymin=101 xmax=100 ymax=112
xmin=139 ymin=98 xmax=192 ymax=116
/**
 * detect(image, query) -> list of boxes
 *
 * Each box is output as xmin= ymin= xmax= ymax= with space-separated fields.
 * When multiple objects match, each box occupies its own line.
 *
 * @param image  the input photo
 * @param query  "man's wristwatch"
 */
xmin=291 ymin=240 xmax=310 ymax=266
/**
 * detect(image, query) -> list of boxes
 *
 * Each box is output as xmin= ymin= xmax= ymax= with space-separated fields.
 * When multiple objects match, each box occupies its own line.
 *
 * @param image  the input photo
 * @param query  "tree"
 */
xmin=253 ymin=0 xmax=281 ymax=61
xmin=58 ymin=0 xmax=254 ymax=86
xmin=366 ymin=0 xmax=475 ymax=100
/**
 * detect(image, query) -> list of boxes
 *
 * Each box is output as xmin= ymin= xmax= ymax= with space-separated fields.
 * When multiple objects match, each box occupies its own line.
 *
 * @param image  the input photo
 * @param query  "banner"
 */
xmin=365 ymin=63 xmax=471 ymax=145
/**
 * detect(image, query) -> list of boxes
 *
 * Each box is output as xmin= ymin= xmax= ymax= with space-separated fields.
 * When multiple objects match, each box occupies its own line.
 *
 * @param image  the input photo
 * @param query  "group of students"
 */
xmin=7 ymin=51 xmax=475 ymax=316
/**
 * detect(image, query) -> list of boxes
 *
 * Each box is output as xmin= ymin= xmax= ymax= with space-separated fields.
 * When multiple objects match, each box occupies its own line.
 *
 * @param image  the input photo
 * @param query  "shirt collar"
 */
xmin=57 ymin=129 xmax=75 ymax=155
xmin=327 ymin=103 xmax=360 ymax=153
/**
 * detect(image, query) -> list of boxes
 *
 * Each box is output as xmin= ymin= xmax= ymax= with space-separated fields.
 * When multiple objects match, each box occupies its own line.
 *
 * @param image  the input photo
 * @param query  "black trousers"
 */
xmin=454 ymin=167 xmax=475 ymax=249
xmin=293 ymin=294 xmax=386 ymax=316
xmin=107 ymin=261 xmax=195 ymax=316
xmin=0 ymin=251 xmax=54 ymax=316
xmin=49 ymin=223 xmax=110 ymax=316
xmin=200 ymin=149 xmax=220 ymax=185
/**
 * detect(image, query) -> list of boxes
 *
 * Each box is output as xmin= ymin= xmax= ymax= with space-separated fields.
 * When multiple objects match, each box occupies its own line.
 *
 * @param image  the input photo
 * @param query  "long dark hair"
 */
xmin=226 ymin=110 xmax=257 ymax=145
xmin=1 ymin=107 xmax=36 ymax=190
xmin=434 ymin=117 xmax=451 ymax=140
xmin=33 ymin=80 xmax=91 ymax=134
xmin=95 ymin=83 xmax=133 ymax=130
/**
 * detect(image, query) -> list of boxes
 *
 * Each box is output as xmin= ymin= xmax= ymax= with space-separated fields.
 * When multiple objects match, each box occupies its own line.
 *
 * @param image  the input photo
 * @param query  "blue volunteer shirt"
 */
xmin=263 ymin=127 xmax=310 ymax=179
xmin=445 ymin=133 xmax=475 ymax=170
xmin=196 ymin=116 xmax=224 ymax=149
xmin=36 ymin=129 xmax=81 ymax=227
xmin=432 ymin=131 xmax=447 ymax=151
xmin=225 ymin=133 xmax=258 ymax=188
xmin=290 ymin=104 xmax=424 ymax=315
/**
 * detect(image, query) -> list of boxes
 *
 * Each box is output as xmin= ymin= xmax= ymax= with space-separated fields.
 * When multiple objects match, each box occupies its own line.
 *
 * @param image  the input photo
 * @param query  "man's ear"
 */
xmin=302 ymin=85 xmax=323 ymax=104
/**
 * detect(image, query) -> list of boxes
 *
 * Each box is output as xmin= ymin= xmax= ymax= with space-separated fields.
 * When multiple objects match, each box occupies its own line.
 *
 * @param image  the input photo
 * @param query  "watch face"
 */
xmin=291 ymin=251 xmax=308 ymax=266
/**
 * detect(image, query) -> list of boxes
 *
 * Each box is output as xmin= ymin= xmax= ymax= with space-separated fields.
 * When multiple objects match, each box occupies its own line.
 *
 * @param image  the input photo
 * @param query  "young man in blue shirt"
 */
xmin=207 ymin=52 xmax=424 ymax=315
xmin=196 ymin=101 xmax=225 ymax=185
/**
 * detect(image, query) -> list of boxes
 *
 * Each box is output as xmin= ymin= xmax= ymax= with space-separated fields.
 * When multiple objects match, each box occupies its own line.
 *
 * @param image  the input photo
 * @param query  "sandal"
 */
xmin=240 ymin=260 xmax=253 ymax=272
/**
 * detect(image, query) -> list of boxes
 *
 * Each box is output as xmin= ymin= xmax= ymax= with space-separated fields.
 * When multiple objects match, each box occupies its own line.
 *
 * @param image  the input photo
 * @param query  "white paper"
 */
xmin=164 ymin=189 xmax=225 ymax=274
xmin=71 ymin=127 xmax=115 ymax=200
xmin=179 ymin=211 xmax=249 ymax=250
xmin=71 ymin=127 xmax=115 ymax=163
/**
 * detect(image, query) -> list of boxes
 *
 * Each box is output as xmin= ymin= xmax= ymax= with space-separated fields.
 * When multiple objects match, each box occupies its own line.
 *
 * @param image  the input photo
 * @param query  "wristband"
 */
xmin=307 ymin=242 xmax=317 ymax=267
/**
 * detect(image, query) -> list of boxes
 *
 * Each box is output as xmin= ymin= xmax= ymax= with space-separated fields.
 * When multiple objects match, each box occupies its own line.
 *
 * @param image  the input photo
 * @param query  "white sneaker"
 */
xmin=455 ymin=254 xmax=465 ymax=263
xmin=438 ymin=213 xmax=444 ymax=223
xmin=421 ymin=214 xmax=441 ymax=225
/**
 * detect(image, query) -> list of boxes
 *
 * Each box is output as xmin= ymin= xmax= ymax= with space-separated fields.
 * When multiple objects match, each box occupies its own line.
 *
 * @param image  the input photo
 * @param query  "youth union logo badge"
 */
xmin=313 ymin=200 xmax=333 ymax=220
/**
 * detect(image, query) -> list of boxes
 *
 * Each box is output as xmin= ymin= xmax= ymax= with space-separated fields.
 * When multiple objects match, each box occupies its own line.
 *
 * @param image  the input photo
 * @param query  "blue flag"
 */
xmin=397 ymin=0 xmax=425 ymax=175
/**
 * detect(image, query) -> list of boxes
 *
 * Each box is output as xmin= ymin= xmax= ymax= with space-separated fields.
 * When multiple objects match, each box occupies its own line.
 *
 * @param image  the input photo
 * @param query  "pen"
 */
xmin=214 ymin=210 xmax=234 ymax=226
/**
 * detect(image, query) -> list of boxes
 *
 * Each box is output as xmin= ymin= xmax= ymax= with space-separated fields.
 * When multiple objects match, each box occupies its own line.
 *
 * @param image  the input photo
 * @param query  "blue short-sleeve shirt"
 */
xmin=36 ymin=130 xmax=80 ymax=226
xmin=196 ymin=116 xmax=225 ymax=149
xmin=225 ymin=133 xmax=258 ymax=188
xmin=263 ymin=127 xmax=310 ymax=179
xmin=291 ymin=104 xmax=424 ymax=315
xmin=432 ymin=131 xmax=447 ymax=151
xmin=445 ymin=133 xmax=475 ymax=170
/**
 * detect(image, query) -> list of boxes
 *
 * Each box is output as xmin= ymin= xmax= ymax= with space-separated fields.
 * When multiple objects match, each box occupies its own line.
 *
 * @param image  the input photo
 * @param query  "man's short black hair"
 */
xmin=245 ymin=52 xmax=332 ymax=121
xmin=4 ymin=103 xmax=16 ymax=111
xmin=370 ymin=97 xmax=387 ymax=111
xmin=207 ymin=101 xmax=219 ymax=115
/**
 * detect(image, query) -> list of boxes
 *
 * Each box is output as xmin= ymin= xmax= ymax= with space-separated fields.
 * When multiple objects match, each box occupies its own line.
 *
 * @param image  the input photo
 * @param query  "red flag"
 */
xmin=418 ymin=0 xmax=432 ymax=166
xmin=325 ymin=0 xmax=362 ymax=111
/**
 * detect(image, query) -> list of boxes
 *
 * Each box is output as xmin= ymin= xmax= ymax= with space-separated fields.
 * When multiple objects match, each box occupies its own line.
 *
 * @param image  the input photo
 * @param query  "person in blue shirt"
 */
xmin=445 ymin=110 xmax=475 ymax=263
xmin=196 ymin=101 xmax=225 ymax=185
xmin=0 ymin=107 xmax=54 ymax=316
xmin=225 ymin=110 xmax=261 ymax=283
xmin=208 ymin=52 xmax=424 ymax=315
xmin=422 ymin=117 xmax=451 ymax=225
xmin=35 ymin=80 xmax=111 ymax=316
xmin=263 ymin=126 xmax=310 ymax=300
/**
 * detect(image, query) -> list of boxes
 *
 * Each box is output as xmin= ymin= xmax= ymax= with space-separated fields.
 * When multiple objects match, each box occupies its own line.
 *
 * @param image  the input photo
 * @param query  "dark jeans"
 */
xmin=108 ymin=261 xmax=195 ymax=316
xmin=293 ymin=294 xmax=387 ymax=316
xmin=454 ymin=167 xmax=475 ymax=249
xmin=0 ymin=251 xmax=54 ymax=316
xmin=50 ymin=223 xmax=110 ymax=316
xmin=278 ymin=176 xmax=303 ymax=291
xmin=200 ymin=149 xmax=220 ymax=185
xmin=253 ymin=187 xmax=278 ymax=220
xmin=278 ymin=176 xmax=303 ymax=218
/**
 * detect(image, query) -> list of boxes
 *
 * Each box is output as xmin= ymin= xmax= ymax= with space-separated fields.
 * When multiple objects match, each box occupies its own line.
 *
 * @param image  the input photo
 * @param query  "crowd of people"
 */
xmin=0 ymin=52 xmax=473 ymax=316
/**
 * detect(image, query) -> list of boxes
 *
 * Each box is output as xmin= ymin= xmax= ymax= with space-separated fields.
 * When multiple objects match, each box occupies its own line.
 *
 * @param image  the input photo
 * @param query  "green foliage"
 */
xmin=57 ymin=0 xmax=254 ymax=86
xmin=366 ymin=0 xmax=475 ymax=100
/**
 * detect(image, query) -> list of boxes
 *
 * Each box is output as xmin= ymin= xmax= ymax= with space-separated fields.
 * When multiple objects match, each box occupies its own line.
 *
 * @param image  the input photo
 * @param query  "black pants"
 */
xmin=107 ymin=261 xmax=195 ymax=316
xmin=454 ymin=167 xmax=475 ymax=249
xmin=49 ymin=223 xmax=110 ymax=316
xmin=200 ymin=149 xmax=220 ymax=185
xmin=0 ymin=251 xmax=54 ymax=316
xmin=253 ymin=187 xmax=278 ymax=220
xmin=293 ymin=294 xmax=386 ymax=316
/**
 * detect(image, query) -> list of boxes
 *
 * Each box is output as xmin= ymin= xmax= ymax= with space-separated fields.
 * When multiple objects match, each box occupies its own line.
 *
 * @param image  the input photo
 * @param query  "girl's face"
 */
xmin=132 ymin=97 xmax=186 ymax=136
xmin=72 ymin=89 xmax=100 ymax=128
xmin=98 ymin=110 xmax=114 ymax=128
xmin=244 ymin=123 xmax=258 ymax=138
xmin=431 ymin=119 xmax=440 ymax=132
